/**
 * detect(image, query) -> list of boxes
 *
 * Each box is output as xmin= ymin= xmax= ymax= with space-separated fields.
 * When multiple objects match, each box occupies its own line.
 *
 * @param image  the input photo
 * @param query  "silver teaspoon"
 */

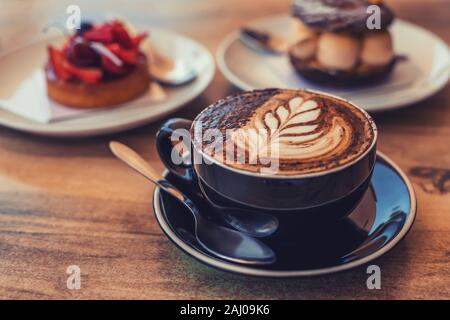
xmin=150 ymin=59 xmax=197 ymax=86
xmin=197 ymin=181 xmax=279 ymax=238
xmin=146 ymin=43 xmax=197 ymax=86
xmin=109 ymin=141 xmax=276 ymax=265
xmin=240 ymin=28 xmax=289 ymax=55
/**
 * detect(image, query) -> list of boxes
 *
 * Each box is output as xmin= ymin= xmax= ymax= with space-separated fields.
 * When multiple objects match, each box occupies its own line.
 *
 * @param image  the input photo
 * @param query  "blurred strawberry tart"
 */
xmin=46 ymin=20 xmax=150 ymax=109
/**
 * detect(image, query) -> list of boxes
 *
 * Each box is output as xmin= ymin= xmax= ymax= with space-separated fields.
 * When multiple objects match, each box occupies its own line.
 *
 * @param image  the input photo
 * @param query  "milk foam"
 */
xmin=232 ymin=96 xmax=355 ymax=164
xmin=193 ymin=89 xmax=375 ymax=175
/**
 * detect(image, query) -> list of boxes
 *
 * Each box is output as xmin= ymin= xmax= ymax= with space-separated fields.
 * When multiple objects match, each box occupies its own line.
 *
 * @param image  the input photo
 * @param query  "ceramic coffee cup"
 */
xmin=156 ymin=89 xmax=377 ymax=221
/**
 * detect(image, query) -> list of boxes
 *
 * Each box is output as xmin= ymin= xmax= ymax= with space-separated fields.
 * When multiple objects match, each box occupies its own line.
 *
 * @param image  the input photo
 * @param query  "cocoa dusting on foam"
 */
xmin=193 ymin=89 xmax=375 ymax=175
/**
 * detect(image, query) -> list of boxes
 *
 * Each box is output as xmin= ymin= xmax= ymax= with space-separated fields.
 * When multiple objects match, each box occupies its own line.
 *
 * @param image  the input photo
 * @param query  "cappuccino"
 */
xmin=193 ymin=89 xmax=376 ymax=175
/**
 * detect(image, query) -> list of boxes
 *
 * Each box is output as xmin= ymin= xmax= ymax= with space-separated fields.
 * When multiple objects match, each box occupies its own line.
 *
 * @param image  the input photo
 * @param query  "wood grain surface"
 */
xmin=0 ymin=0 xmax=449 ymax=299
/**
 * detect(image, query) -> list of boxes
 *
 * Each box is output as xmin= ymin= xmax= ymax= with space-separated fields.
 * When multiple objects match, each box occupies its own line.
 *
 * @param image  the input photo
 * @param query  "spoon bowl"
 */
xmin=109 ymin=141 xmax=276 ymax=265
xmin=151 ymin=59 xmax=197 ymax=86
xmin=145 ymin=40 xmax=198 ymax=86
xmin=197 ymin=180 xmax=279 ymax=238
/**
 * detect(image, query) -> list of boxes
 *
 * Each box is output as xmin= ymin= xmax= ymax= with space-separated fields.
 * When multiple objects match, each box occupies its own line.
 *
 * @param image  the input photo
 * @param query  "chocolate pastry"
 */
xmin=292 ymin=0 xmax=394 ymax=34
xmin=289 ymin=0 xmax=399 ymax=86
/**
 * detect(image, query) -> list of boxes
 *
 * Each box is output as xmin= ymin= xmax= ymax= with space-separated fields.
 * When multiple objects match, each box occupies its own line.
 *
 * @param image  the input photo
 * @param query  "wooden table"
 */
xmin=0 ymin=0 xmax=449 ymax=299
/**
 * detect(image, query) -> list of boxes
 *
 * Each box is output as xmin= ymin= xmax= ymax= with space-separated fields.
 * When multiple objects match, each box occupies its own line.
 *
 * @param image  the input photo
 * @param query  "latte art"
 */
xmin=232 ymin=96 xmax=354 ymax=164
xmin=193 ymin=89 xmax=376 ymax=175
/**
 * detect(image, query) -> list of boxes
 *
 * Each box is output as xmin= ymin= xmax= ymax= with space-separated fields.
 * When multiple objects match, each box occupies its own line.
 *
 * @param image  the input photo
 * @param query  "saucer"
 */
xmin=152 ymin=152 xmax=416 ymax=277
xmin=217 ymin=15 xmax=450 ymax=112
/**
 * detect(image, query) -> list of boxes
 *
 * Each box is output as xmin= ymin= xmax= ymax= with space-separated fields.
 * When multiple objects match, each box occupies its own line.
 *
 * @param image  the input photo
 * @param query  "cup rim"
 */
xmin=191 ymin=88 xmax=378 ymax=180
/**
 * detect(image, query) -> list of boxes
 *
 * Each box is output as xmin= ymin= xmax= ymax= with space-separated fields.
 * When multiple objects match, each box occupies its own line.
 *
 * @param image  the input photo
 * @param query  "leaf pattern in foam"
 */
xmin=237 ymin=97 xmax=321 ymax=159
xmin=232 ymin=97 xmax=333 ymax=162
xmin=267 ymin=98 xmax=321 ymax=146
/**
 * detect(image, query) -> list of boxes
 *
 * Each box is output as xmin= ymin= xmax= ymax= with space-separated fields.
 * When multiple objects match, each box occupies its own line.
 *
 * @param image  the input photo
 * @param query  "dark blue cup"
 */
xmin=156 ymin=113 xmax=377 ymax=222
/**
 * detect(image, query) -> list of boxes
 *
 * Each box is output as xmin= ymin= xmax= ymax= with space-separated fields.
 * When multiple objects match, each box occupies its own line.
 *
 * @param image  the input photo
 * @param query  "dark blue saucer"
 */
xmin=152 ymin=152 xmax=416 ymax=277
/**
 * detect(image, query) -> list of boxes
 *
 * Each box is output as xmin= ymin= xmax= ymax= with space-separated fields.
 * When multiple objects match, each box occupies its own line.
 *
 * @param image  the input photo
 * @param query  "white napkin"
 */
xmin=0 ymin=69 xmax=166 ymax=124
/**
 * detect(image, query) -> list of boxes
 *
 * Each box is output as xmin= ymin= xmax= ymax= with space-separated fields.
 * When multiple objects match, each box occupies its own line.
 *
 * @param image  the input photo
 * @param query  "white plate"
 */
xmin=217 ymin=15 xmax=450 ymax=112
xmin=0 ymin=27 xmax=214 ymax=137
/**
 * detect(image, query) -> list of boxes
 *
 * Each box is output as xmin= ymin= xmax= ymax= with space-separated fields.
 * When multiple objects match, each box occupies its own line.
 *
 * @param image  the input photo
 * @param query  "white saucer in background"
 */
xmin=0 ymin=27 xmax=215 ymax=137
xmin=217 ymin=15 xmax=450 ymax=112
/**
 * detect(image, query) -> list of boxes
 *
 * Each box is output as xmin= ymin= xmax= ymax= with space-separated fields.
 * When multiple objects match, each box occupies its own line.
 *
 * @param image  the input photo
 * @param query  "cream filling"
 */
xmin=316 ymin=32 xmax=360 ymax=71
xmin=290 ymin=21 xmax=394 ymax=70
xmin=360 ymin=31 xmax=393 ymax=66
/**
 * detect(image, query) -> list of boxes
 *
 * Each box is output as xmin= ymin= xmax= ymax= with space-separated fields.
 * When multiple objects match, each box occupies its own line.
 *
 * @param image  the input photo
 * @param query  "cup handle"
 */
xmin=156 ymin=118 xmax=196 ymax=184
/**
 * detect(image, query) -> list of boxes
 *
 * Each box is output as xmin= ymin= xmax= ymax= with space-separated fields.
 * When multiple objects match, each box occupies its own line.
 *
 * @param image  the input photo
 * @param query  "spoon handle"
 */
xmin=109 ymin=141 xmax=184 ymax=202
xmin=110 ymin=141 xmax=276 ymax=265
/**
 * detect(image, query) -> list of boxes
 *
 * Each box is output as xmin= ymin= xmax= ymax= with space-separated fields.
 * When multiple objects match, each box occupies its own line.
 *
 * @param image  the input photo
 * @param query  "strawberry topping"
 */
xmin=101 ymin=55 xmax=128 ymax=76
xmin=48 ymin=46 xmax=71 ymax=81
xmin=107 ymin=43 xmax=138 ymax=65
xmin=48 ymin=45 xmax=102 ymax=84
xmin=63 ymin=60 xmax=103 ymax=84
xmin=83 ymin=24 xmax=114 ymax=43
xmin=132 ymin=33 xmax=148 ymax=47
xmin=48 ymin=20 xmax=147 ymax=84
xmin=111 ymin=21 xmax=133 ymax=49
